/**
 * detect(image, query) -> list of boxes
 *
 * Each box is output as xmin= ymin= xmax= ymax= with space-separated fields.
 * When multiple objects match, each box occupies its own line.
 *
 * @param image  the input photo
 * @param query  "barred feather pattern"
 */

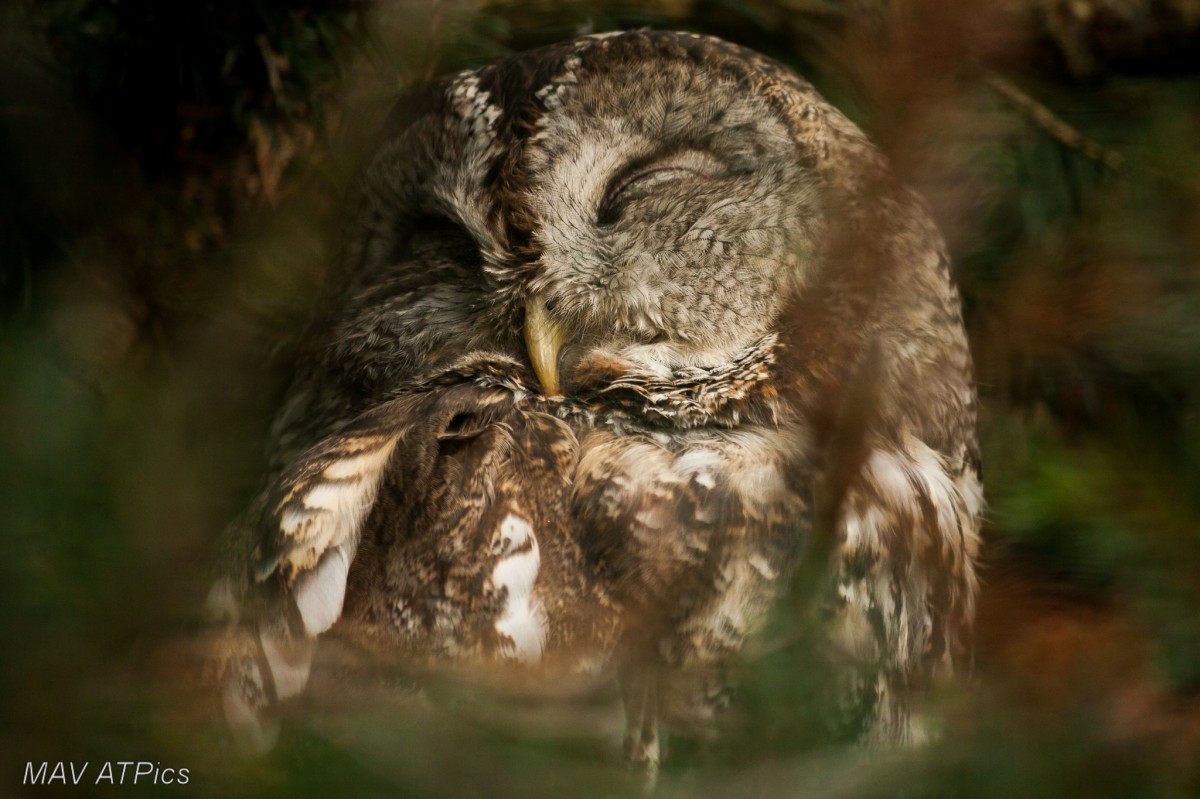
xmin=208 ymin=30 xmax=983 ymax=761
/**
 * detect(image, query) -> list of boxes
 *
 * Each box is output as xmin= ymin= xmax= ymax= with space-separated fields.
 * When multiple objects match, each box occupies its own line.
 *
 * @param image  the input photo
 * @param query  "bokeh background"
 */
xmin=3 ymin=1 xmax=1200 ymax=796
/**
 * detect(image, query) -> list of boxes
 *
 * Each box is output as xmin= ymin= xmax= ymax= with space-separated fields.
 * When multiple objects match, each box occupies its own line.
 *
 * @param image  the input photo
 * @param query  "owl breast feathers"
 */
xmin=210 ymin=30 xmax=981 ymax=759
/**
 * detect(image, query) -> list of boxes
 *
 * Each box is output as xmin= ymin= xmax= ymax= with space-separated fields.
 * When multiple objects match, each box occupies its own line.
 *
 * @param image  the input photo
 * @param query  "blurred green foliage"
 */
xmin=3 ymin=1 xmax=1200 ymax=797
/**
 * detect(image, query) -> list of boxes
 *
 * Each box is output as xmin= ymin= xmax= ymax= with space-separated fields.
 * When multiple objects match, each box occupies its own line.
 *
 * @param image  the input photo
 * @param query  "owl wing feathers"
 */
xmin=213 ymin=392 xmax=429 ymax=750
xmin=215 ymin=360 xmax=617 ymax=747
xmin=831 ymin=438 xmax=982 ymax=742
xmin=255 ymin=353 xmax=537 ymax=605
xmin=343 ymin=381 xmax=619 ymax=665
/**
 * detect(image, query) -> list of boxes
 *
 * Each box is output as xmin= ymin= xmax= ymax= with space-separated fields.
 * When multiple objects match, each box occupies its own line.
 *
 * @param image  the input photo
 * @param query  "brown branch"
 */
xmin=982 ymin=70 xmax=1126 ymax=172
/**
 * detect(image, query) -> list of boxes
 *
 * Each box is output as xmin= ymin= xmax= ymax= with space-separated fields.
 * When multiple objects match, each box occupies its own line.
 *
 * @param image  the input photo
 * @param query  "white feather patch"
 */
xmin=301 ymin=481 xmax=366 ymax=513
xmin=856 ymin=443 xmax=981 ymax=557
xmin=864 ymin=449 xmax=914 ymax=510
xmin=222 ymin=662 xmax=279 ymax=754
xmin=258 ymin=628 xmax=313 ymax=700
xmin=278 ymin=506 xmax=315 ymax=538
xmin=491 ymin=513 xmax=547 ymax=662
xmin=957 ymin=468 xmax=985 ymax=520
xmin=205 ymin=576 xmax=238 ymax=622
xmin=839 ymin=440 xmax=983 ymax=665
xmin=321 ymin=444 xmax=396 ymax=481
xmin=278 ymin=437 xmax=399 ymax=555
xmin=672 ymin=447 xmax=723 ymax=486
xmin=294 ymin=545 xmax=351 ymax=636
xmin=747 ymin=552 xmax=779 ymax=581
xmin=263 ymin=436 xmax=400 ymax=586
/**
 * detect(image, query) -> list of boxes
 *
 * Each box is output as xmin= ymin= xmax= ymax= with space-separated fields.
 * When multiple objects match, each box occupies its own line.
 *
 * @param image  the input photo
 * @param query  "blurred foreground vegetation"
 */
xmin=3 ymin=1 xmax=1200 ymax=796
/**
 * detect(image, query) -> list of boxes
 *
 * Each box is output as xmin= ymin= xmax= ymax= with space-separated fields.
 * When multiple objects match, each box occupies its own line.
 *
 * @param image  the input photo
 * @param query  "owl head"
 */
xmin=339 ymin=32 xmax=901 ymax=407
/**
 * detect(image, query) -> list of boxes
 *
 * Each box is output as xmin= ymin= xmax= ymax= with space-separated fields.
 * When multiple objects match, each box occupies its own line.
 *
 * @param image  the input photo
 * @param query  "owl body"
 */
xmin=214 ymin=31 xmax=981 ymax=757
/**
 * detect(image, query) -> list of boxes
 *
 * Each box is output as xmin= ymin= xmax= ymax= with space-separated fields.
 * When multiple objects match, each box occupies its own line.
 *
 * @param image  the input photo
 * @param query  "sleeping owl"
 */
xmin=209 ymin=30 xmax=982 ymax=763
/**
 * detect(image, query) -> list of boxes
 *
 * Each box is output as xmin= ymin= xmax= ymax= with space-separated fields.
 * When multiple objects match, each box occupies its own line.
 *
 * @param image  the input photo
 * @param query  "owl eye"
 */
xmin=597 ymin=148 xmax=727 ymax=226
xmin=610 ymin=165 xmax=696 ymax=197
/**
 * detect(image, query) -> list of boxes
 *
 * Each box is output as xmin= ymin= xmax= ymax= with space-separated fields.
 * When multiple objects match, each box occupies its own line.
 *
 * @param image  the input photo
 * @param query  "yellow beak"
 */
xmin=523 ymin=295 xmax=567 ymax=398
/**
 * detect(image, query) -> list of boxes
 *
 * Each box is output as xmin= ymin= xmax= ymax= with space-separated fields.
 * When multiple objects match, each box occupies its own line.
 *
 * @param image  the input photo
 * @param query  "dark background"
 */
xmin=3 ymin=1 xmax=1200 ymax=796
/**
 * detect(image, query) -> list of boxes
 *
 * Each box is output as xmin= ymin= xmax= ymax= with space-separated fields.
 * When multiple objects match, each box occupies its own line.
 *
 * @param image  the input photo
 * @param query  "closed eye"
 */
xmin=597 ymin=148 xmax=729 ymax=226
xmin=608 ymin=165 xmax=697 ymax=200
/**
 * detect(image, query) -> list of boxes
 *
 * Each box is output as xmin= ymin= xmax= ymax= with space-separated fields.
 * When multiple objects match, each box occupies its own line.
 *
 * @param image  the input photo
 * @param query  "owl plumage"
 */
xmin=211 ymin=31 xmax=981 ymax=760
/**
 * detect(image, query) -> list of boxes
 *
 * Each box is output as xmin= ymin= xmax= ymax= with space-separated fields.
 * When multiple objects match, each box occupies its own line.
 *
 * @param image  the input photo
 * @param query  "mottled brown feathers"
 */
xmin=211 ymin=30 xmax=982 ymax=760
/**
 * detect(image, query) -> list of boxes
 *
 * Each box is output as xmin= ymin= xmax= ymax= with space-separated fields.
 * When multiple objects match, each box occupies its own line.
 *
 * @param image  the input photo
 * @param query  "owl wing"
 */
xmin=209 ymin=389 xmax=443 ymax=750
xmin=209 ymin=359 xmax=604 ymax=750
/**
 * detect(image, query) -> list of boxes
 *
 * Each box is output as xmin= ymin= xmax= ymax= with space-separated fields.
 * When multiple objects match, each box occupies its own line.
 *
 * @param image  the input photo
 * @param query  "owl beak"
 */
xmin=524 ymin=295 xmax=567 ymax=398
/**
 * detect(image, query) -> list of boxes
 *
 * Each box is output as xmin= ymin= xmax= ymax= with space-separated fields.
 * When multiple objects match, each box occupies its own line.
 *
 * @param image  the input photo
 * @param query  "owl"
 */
xmin=209 ymin=31 xmax=982 ymax=764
